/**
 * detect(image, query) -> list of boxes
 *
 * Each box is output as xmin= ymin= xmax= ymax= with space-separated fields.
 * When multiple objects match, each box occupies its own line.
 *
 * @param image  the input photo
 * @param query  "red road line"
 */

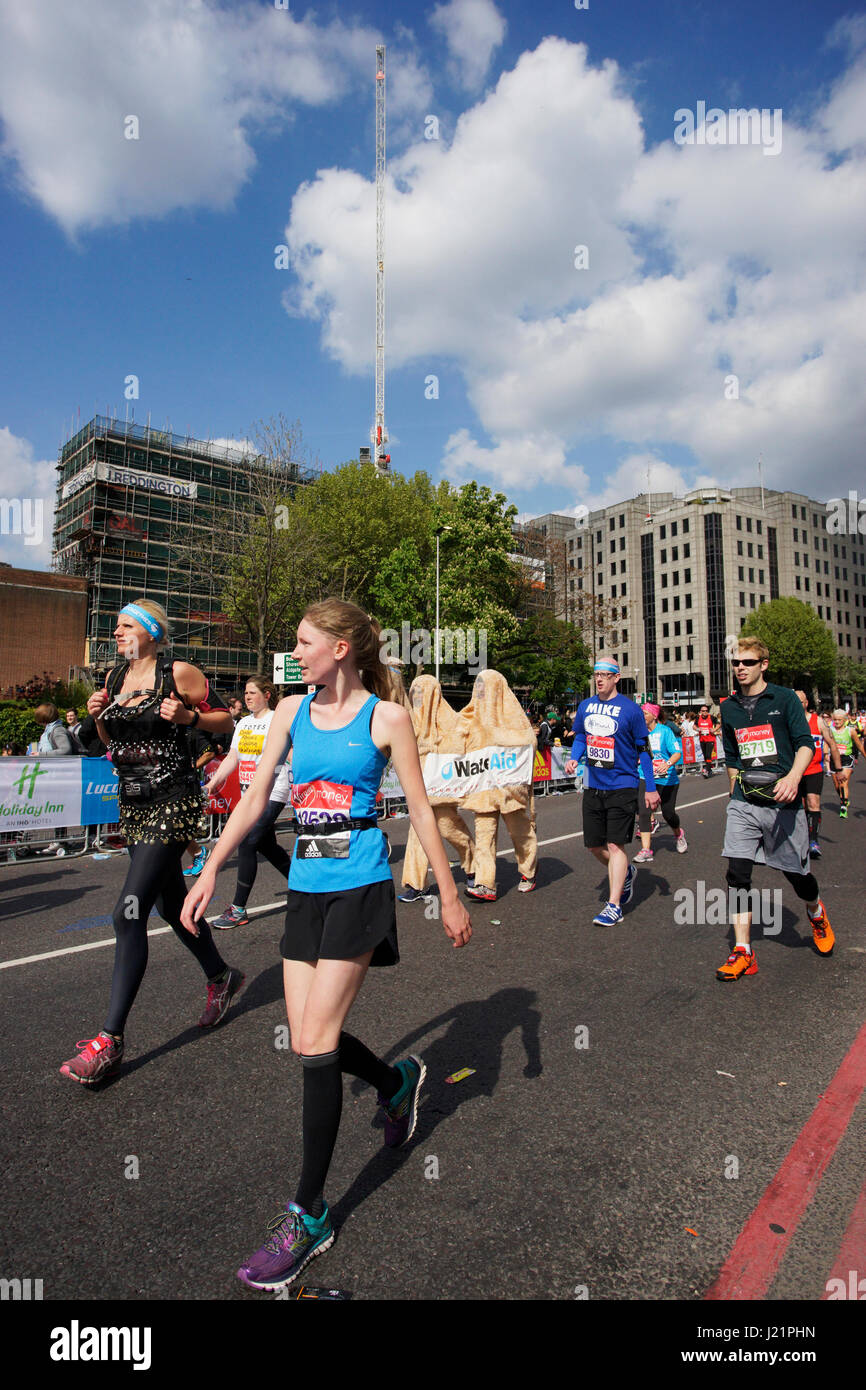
xmin=821 ymin=1175 xmax=866 ymax=1300
xmin=705 ymin=1015 xmax=866 ymax=1300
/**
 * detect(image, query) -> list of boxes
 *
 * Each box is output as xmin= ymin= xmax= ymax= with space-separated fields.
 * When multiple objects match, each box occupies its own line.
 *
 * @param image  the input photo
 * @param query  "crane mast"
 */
xmin=372 ymin=44 xmax=389 ymax=473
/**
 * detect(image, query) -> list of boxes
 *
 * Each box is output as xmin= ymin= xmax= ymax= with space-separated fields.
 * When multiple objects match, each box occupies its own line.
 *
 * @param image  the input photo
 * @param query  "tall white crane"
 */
xmin=372 ymin=44 xmax=390 ymax=474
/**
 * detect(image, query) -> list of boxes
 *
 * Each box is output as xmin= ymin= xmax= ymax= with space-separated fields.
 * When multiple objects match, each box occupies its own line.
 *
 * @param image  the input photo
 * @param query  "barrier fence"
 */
xmin=1 ymin=737 xmax=729 ymax=862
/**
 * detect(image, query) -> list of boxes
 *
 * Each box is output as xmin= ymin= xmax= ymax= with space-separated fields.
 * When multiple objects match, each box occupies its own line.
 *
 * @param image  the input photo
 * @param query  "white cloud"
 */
xmin=429 ymin=0 xmax=507 ymax=90
xmin=0 ymin=0 xmax=400 ymax=234
xmin=0 ymin=427 xmax=56 ymax=570
xmin=283 ymin=32 xmax=866 ymax=499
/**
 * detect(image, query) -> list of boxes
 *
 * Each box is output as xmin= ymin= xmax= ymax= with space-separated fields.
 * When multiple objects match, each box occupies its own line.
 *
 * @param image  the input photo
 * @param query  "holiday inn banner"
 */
xmin=0 ymin=758 xmax=119 ymax=831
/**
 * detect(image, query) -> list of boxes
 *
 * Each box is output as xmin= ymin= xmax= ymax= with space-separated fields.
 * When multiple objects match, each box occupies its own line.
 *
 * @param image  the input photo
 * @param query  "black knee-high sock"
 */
xmin=339 ymin=1031 xmax=402 ymax=1099
xmin=295 ymin=1051 xmax=342 ymax=1219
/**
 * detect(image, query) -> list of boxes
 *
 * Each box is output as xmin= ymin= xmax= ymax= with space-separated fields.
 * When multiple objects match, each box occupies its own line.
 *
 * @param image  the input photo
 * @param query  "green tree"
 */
xmin=835 ymin=654 xmax=866 ymax=711
xmin=433 ymin=482 xmax=523 ymax=671
xmin=739 ymin=598 xmax=836 ymax=691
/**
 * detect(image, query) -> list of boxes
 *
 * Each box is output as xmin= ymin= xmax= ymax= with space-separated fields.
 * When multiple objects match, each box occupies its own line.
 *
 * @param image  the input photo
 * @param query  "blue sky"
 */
xmin=1 ymin=0 xmax=864 ymax=570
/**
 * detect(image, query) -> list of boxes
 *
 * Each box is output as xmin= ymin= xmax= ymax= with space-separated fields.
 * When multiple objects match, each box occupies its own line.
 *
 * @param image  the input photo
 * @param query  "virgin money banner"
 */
xmin=0 ymin=757 xmax=119 ymax=831
xmin=423 ymin=745 xmax=534 ymax=800
xmin=204 ymin=757 xmax=242 ymax=814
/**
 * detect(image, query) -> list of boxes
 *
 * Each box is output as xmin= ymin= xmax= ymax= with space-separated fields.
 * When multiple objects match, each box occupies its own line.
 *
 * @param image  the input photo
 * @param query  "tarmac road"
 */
xmin=1 ymin=769 xmax=864 ymax=1317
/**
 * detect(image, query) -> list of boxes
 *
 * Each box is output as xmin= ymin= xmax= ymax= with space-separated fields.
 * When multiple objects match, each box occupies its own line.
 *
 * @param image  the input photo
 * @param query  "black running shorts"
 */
xmin=280 ymin=879 xmax=399 ymax=967
xmin=583 ymin=786 xmax=639 ymax=848
xmin=799 ymin=772 xmax=824 ymax=798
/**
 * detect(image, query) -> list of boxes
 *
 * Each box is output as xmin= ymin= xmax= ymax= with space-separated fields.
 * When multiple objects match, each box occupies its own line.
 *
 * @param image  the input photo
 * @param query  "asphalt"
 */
xmin=1 ymin=769 xmax=864 ymax=1342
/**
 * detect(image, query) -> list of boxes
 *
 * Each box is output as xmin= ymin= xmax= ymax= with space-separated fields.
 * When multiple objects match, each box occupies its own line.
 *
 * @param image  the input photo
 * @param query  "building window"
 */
xmin=662 ymin=574 xmax=668 ymax=587
xmin=683 ymin=519 xmax=689 ymax=534
xmin=674 ymin=596 xmax=681 ymax=611
xmin=684 ymin=568 xmax=691 ymax=583
xmin=737 ymin=540 xmax=743 ymax=556
xmin=796 ymin=576 xmax=801 ymax=590
xmin=662 ymin=598 xmax=669 ymax=613
xmin=619 ymin=514 xmax=625 ymax=528
xmin=738 ymin=565 xmax=744 ymax=581
xmin=675 ymin=646 xmax=682 ymax=661
xmin=750 ymin=593 xmax=756 ymax=608
xmin=747 ymin=543 xmax=754 ymax=557
xmin=672 ymin=571 xmax=679 ymax=585
xmin=674 ymin=621 xmax=681 ymax=635
xmin=672 ymin=522 xmax=678 ymax=537
xmin=663 ymin=623 xmax=670 ymax=637
xmin=660 ymin=525 xmax=666 ymax=539
xmin=660 ymin=549 xmax=667 ymax=563
xmin=663 ymin=647 xmax=670 ymax=663
xmin=620 ymin=560 xmax=626 ymax=573
xmin=623 ymin=651 xmax=629 ymax=665
xmin=746 ymin=518 xmax=752 ymax=532
xmin=683 ymin=543 xmax=690 ymax=558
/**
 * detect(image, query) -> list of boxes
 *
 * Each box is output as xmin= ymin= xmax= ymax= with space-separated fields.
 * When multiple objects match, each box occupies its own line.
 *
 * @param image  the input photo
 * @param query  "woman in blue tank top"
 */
xmin=183 ymin=598 xmax=472 ymax=1292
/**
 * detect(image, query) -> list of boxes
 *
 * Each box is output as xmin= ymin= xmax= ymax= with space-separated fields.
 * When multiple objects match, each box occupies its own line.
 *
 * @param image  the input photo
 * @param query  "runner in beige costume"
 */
xmin=400 ymin=675 xmax=476 ymax=898
xmin=458 ymin=669 xmax=538 ymax=901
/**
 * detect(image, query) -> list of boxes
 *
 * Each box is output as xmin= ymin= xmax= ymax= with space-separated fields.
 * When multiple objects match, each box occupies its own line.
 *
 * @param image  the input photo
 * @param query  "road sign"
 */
xmin=273 ymin=653 xmax=304 ymax=684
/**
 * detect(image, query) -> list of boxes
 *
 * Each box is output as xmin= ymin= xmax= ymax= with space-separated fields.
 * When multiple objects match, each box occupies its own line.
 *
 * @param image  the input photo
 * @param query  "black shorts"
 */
xmin=583 ymin=786 xmax=638 ymax=848
xmin=280 ymin=879 xmax=399 ymax=967
xmin=800 ymin=772 xmax=824 ymax=798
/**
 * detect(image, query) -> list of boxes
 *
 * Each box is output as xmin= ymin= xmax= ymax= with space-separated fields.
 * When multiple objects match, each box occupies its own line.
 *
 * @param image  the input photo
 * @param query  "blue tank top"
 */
xmin=288 ymin=691 xmax=391 ymax=892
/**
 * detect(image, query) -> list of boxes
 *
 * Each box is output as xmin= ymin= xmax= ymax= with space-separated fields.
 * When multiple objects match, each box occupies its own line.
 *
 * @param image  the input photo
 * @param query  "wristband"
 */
xmin=188 ymin=710 xmax=200 ymax=729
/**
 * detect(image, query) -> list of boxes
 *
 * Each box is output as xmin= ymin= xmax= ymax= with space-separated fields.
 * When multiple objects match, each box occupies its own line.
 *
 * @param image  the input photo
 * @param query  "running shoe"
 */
xmin=59 ymin=1031 xmax=123 ymax=1085
xmin=840 ymin=804 xmax=849 ymax=819
xmin=465 ymin=883 xmax=496 ymax=901
xmin=397 ymin=886 xmax=432 ymax=903
xmin=633 ymin=848 xmax=654 ymax=863
xmin=211 ymin=905 xmax=250 ymax=929
xmin=592 ymin=901 xmax=623 ymax=927
xmin=378 ymin=1055 xmax=426 ymax=1148
xmin=620 ymin=863 xmax=636 ymax=905
xmin=517 ymin=875 xmax=537 ymax=892
xmin=808 ymin=840 xmax=822 ymax=859
xmin=236 ymin=1201 xmax=334 ymax=1292
xmin=675 ymin=829 xmax=688 ymax=854
xmin=650 ymin=818 xmax=660 ymax=836
xmin=198 ymin=967 xmax=245 ymax=1028
xmin=716 ymin=946 xmax=758 ymax=982
xmin=808 ymin=902 xmax=835 ymax=956
xmin=184 ymin=846 xmax=210 ymax=877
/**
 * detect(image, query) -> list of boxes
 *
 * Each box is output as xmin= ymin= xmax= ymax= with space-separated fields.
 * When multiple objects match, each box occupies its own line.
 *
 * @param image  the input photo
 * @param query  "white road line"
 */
xmin=0 ymin=790 xmax=732 ymax=971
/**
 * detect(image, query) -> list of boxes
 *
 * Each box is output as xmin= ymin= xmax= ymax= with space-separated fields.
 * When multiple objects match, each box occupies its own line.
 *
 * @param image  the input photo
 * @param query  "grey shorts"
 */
xmin=722 ymin=798 xmax=810 ymax=874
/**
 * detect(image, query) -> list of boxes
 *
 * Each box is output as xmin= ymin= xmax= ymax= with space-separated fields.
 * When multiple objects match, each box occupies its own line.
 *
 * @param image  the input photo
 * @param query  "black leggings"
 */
xmin=104 ymin=840 xmax=226 ymax=1035
xmin=233 ymin=799 xmax=293 ymax=909
xmin=639 ymin=783 xmax=680 ymax=833
xmin=725 ymin=857 xmax=819 ymax=903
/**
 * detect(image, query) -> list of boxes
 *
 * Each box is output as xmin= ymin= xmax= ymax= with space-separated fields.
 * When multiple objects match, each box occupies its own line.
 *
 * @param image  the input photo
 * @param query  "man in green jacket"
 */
xmin=715 ymin=636 xmax=834 ymax=981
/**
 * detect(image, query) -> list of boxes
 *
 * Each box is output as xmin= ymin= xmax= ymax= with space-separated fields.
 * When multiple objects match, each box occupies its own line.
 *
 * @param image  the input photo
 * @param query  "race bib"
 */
xmin=652 ymin=758 xmax=667 ymax=776
xmin=292 ymin=778 xmax=353 ymax=826
xmin=736 ymin=724 xmax=777 ymax=764
xmin=587 ymin=736 xmax=615 ymax=766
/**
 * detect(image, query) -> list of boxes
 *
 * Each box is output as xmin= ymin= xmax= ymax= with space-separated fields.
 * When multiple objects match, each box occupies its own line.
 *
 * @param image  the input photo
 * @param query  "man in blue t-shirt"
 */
xmin=565 ymin=660 xmax=660 ymax=926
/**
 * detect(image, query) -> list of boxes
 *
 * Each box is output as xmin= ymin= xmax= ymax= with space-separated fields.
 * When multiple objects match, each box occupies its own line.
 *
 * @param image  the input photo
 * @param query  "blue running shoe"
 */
xmin=397 ymin=886 xmax=432 ymax=903
xmin=592 ymin=901 xmax=624 ymax=927
xmin=236 ymin=1201 xmax=334 ymax=1291
xmin=620 ymin=863 xmax=636 ymax=906
xmin=184 ymin=845 xmax=210 ymax=877
xmin=809 ymin=840 xmax=821 ymax=859
xmin=378 ymin=1055 xmax=426 ymax=1148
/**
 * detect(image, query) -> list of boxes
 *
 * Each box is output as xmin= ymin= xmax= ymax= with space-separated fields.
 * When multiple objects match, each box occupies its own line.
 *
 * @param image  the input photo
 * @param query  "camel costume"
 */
xmin=402 ymin=675 xmax=476 ymax=892
xmin=458 ymin=669 xmax=538 ymax=895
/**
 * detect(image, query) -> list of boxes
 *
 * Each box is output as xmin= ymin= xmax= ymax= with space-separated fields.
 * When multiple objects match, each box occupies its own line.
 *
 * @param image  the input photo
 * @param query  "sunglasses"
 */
xmin=731 ymin=658 xmax=761 ymax=668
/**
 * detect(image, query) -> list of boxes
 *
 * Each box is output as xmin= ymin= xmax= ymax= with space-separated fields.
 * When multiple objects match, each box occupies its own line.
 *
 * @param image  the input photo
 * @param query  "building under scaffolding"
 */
xmin=52 ymin=416 xmax=317 ymax=688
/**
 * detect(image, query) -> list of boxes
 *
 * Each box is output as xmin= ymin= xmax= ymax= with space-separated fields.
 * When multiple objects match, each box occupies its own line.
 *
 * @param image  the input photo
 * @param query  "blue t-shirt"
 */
xmin=571 ymin=693 xmax=656 ymax=792
xmin=638 ymin=723 xmax=681 ymax=786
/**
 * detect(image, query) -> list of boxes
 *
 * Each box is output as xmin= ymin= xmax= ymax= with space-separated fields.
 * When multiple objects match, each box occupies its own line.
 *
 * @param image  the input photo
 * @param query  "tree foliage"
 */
xmin=738 ymin=598 xmax=836 ymax=689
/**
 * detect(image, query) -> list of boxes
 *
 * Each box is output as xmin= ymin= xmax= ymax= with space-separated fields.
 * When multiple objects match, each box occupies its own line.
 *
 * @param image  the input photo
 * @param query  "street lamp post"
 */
xmin=435 ymin=526 xmax=452 ymax=682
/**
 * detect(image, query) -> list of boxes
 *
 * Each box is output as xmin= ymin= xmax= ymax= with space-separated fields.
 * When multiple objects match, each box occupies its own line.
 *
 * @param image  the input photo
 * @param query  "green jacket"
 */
xmin=720 ymin=683 xmax=814 ymax=803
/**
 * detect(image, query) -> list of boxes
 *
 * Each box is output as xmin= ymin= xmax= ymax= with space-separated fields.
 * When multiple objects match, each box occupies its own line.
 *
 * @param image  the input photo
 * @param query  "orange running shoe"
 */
xmin=716 ymin=945 xmax=758 ymax=982
xmin=808 ymin=903 xmax=835 ymax=956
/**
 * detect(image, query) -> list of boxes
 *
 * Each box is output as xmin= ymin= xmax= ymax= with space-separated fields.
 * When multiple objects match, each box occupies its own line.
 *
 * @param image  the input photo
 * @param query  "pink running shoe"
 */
xmin=60 ymin=1031 xmax=123 ymax=1086
xmin=198 ymin=967 xmax=246 ymax=1028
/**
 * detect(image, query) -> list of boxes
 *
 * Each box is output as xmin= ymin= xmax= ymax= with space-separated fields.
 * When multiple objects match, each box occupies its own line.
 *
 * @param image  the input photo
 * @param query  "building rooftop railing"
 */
xmin=58 ymin=415 xmax=319 ymax=482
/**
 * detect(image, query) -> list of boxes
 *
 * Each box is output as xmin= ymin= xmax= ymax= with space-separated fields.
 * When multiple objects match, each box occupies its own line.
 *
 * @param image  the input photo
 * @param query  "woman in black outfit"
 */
xmin=59 ymin=599 xmax=242 ymax=1086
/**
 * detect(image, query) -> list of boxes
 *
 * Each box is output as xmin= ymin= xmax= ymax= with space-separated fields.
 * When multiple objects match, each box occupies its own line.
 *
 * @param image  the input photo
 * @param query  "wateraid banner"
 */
xmin=423 ymin=745 xmax=535 ymax=800
xmin=376 ymin=745 xmax=567 ymax=802
xmin=0 ymin=758 xmax=119 ymax=831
